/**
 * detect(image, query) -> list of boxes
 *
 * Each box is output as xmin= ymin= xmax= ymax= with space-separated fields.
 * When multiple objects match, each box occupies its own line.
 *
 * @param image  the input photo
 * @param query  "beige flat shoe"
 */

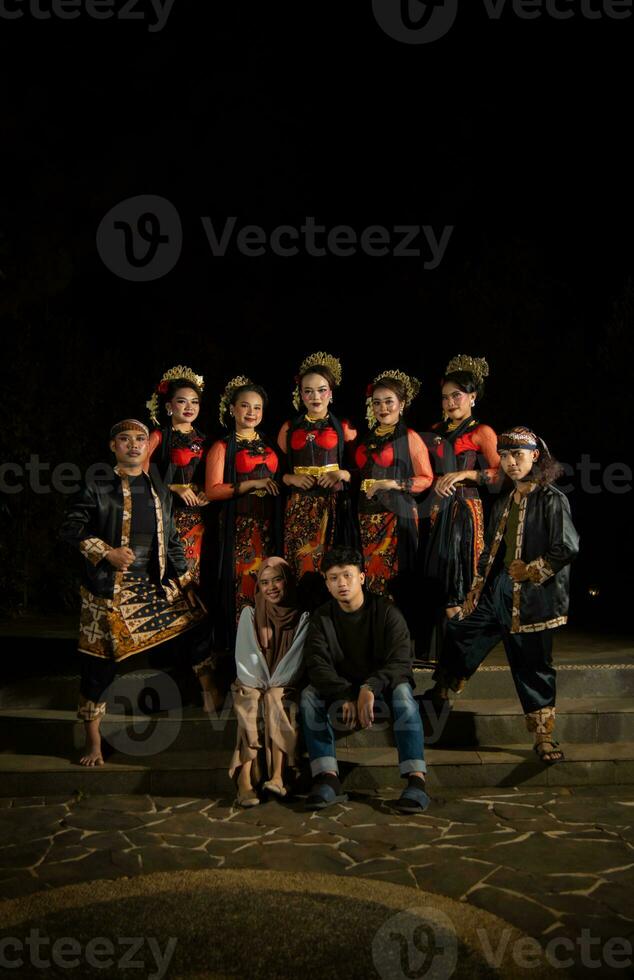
xmin=236 ymin=790 xmax=260 ymax=807
xmin=262 ymin=780 xmax=287 ymax=798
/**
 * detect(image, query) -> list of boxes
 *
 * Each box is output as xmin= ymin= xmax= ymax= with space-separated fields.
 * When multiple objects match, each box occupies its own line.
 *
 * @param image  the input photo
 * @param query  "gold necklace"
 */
xmin=375 ymin=423 xmax=397 ymax=437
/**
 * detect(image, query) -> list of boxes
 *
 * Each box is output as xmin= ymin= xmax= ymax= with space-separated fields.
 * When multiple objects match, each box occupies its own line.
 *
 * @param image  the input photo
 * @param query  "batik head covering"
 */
xmin=110 ymin=419 xmax=150 ymax=438
xmin=497 ymin=426 xmax=540 ymax=451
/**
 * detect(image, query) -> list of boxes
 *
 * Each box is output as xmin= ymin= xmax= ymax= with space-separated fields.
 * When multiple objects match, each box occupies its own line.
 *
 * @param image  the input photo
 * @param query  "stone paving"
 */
xmin=1 ymin=786 xmax=634 ymax=975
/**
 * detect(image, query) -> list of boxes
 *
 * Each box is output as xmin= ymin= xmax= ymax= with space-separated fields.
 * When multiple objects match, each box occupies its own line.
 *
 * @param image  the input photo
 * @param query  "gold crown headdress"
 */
xmin=365 ymin=370 xmax=421 ymax=429
xmin=292 ymin=351 xmax=342 ymax=411
xmin=219 ymin=375 xmax=253 ymax=427
xmin=444 ymin=354 xmax=489 ymax=388
xmin=146 ymin=365 xmax=205 ymax=427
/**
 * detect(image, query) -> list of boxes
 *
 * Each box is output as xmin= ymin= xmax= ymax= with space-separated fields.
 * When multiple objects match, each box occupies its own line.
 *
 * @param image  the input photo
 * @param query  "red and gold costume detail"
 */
xmin=355 ymin=426 xmax=433 ymax=595
xmin=206 ymin=434 xmax=279 ymax=619
xmin=148 ymin=427 xmax=206 ymax=584
xmin=278 ymin=416 xmax=357 ymax=579
xmin=426 ymin=420 xmax=500 ymax=606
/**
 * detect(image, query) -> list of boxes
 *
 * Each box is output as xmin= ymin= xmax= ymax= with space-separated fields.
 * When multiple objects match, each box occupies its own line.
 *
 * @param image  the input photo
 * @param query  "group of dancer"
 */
xmin=60 ymin=350 xmax=579 ymax=809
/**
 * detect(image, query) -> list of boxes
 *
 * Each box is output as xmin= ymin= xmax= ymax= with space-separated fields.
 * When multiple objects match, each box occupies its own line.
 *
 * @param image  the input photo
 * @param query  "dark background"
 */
xmin=1 ymin=1 xmax=631 ymax=629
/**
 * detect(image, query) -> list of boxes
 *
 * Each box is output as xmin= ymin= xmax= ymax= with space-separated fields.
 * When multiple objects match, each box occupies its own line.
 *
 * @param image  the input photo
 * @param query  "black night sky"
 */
xmin=1 ymin=1 xmax=632 ymax=628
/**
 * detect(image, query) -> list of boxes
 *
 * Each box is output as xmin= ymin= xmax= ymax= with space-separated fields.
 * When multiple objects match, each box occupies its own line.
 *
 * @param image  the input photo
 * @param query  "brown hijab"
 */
xmin=254 ymin=558 xmax=301 ymax=673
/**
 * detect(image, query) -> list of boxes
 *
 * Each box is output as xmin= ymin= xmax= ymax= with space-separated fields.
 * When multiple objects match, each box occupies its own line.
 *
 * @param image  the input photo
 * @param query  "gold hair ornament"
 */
xmin=146 ymin=365 xmax=205 ymax=427
xmin=219 ymin=375 xmax=254 ymax=427
xmin=444 ymin=354 xmax=489 ymax=388
xmin=292 ymin=351 xmax=342 ymax=411
xmin=365 ymin=370 xmax=421 ymax=429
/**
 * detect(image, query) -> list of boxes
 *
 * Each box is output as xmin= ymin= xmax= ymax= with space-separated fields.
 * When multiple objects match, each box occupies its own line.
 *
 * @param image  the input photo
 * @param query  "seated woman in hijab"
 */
xmin=229 ymin=557 xmax=309 ymax=806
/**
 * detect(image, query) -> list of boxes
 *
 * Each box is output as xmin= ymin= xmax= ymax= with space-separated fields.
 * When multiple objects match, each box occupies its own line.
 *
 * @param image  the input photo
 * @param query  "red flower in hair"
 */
xmin=366 ymin=383 xmax=373 ymax=397
xmin=294 ymin=375 xmax=300 ymax=385
xmin=158 ymin=380 xmax=169 ymax=395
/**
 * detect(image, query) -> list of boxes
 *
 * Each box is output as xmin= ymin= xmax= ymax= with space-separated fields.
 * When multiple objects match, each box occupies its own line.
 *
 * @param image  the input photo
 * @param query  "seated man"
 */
xmin=59 ymin=418 xmax=212 ymax=767
xmin=299 ymin=546 xmax=429 ymax=812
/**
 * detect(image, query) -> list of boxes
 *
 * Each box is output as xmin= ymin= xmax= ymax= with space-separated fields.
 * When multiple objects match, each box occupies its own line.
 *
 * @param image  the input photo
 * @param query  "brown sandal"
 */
xmin=533 ymin=738 xmax=565 ymax=764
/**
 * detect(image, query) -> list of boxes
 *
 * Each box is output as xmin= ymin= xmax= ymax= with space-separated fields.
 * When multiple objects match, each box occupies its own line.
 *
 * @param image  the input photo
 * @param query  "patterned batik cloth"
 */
xmin=78 ymin=571 xmax=205 ymax=662
xmin=429 ymin=494 xmax=485 ymax=602
xmin=174 ymin=507 xmax=204 ymax=585
xmin=234 ymin=515 xmax=274 ymax=621
xmin=283 ymin=492 xmax=337 ymax=580
xmin=359 ymin=511 xmax=398 ymax=595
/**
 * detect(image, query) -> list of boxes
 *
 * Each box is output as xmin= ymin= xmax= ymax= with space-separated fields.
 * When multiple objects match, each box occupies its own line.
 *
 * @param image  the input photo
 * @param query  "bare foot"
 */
xmin=533 ymin=739 xmax=565 ymax=764
xmin=79 ymin=740 xmax=104 ymax=767
xmin=79 ymin=719 xmax=104 ymax=766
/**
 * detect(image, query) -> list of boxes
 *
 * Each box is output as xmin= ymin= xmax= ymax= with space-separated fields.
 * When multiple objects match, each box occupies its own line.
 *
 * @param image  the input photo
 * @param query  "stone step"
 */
xmin=3 ymin=661 xmax=634 ymax=711
xmin=2 ymin=696 xmax=632 ymax=757
xmin=1 ymin=741 xmax=633 ymax=796
xmin=416 ymin=664 xmax=634 ymax=700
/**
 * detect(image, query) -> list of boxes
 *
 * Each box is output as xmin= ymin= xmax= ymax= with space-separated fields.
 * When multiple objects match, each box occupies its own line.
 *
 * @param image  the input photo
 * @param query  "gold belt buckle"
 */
xmin=294 ymin=464 xmax=339 ymax=476
xmin=252 ymin=488 xmax=268 ymax=497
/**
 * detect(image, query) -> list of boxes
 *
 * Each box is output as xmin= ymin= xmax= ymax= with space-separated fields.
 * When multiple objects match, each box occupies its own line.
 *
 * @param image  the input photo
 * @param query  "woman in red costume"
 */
xmin=424 ymin=354 xmax=500 ymax=660
xmin=355 ymin=370 xmax=433 ymax=604
xmin=277 ymin=352 xmax=357 ymax=590
xmin=146 ymin=365 xmax=208 ymax=585
xmin=205 ymin=376 xmax=281 ymax=651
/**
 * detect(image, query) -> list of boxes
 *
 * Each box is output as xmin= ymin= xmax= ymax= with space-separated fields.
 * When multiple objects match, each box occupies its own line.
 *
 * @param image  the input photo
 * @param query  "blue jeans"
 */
xmin=300 ymin=683 xmax=426 ymax=778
